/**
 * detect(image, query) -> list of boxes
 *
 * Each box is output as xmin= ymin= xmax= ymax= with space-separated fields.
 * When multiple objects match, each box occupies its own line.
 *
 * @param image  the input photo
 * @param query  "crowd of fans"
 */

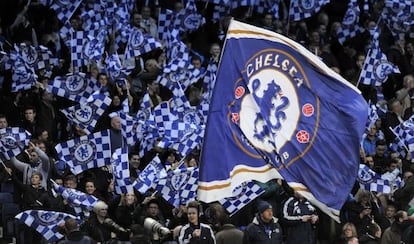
xmin=0 ymin=0 xmax=414 ymax=243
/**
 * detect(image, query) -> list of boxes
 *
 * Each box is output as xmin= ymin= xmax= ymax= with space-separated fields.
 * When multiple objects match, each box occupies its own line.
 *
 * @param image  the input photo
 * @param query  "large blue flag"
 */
xmin=198 ymin=20 xmax=368 ymax=221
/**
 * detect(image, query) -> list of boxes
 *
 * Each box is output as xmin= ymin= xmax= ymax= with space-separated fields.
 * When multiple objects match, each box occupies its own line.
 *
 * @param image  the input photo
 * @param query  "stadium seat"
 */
xmin=1 ymin=203 xmax=20 ymax=239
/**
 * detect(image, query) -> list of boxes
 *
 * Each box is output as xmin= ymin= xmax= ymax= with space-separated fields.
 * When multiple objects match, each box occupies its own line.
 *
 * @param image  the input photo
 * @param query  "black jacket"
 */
xmin=243 ymin=215 xmax=283 ymax=244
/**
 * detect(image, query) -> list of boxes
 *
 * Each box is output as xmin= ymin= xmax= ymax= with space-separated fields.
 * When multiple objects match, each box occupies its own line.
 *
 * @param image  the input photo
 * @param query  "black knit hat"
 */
xmin=257 ymin=201 xmax=272 ymax=214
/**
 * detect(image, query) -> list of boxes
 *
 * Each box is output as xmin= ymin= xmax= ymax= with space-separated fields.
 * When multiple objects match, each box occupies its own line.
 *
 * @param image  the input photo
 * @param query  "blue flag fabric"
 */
xmin=357 ymin=28 xmax=400 ymax=86
xmin=289 ymin=0 xmax=329 ymax=21
xmin=15 ymin=210 xmax=76 ymax=242
xmin=156 ymin=167 xmax=199 ymax=208
xmin=60 ymin=92 xmax=112 ymax=134
xmin=50 ymin=0 xmax=83 ymax=24
xmin=0 ymin=127 xmax=31 ymax=160
xmin=124 ymin=27 xmax=162 ymax=61
xmin=198 ymin=20 xmax=368 ymax=221
xmin=112 ymin=147 xmax=134 ymax=194
xmin=357 ymin=164 xmax=391 ymax=193
xmin=381 ymin=0 xmax=414 ymax=38
xmin=173 ymin=0 xmax=205 ymax=34
xmin=52 ymin=181 xmax=99 ymax=217
xmin=337 ymin=0 xmax=364 ymax=44
xmin=55 ymin=130 xmax=112 ymax=175
xmin=218 ymin=181 xmax=265 ymax=216
xmin=133 ymin=155 xmax=167 ymax=194
xmin=47 ymin=72 xmax=101 ymax=103
xmin=391 ymin=116 xmax=414 ymax=160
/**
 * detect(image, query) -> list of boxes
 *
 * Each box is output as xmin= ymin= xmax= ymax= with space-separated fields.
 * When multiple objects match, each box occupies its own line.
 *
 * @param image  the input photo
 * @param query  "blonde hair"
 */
xmin=93 ymin=201 xmax=108 ymax=214
xmin=342 ymin=222 xmax=358 ymax=238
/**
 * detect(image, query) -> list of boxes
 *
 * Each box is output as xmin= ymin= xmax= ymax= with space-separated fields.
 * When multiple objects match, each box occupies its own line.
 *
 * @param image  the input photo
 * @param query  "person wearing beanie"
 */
xmin=242 ymin=200 xmax=283 ymax=244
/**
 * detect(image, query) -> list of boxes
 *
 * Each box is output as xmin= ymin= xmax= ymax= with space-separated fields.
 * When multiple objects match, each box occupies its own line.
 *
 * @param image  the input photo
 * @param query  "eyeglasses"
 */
xmin=100 ymin=208 xmax=108 ymax=211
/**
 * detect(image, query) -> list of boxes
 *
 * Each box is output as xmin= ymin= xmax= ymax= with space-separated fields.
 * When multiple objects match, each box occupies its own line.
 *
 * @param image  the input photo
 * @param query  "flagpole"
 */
xmin=389 ymin=126 xmax=410 ymax=152
xmin=0 ymin=160 xmax=11 ymax=175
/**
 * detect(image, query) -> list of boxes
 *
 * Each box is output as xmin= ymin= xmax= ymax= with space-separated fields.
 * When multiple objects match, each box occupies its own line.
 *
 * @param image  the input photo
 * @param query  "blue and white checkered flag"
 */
xmin=357 ymin=164 xmax=391 ymax=193
xmin=15 ymin=210 xmax=76 ymax=242
xmin=105 ymin=53 xmax=134 ymax=84
xmin=358 ymin=28 xmax=400 ymax=86
xmin=174 ymin=0 xmax=206 ymax=34
xmin=202 ymin=59 xmax=218 ymax=102
xmin=170 ymin=82 xmax=205 ymax=126
xmin=120 ymin=98 xmax=141 ymax=146
xmin=55 ymin=130 xmax=112 ymax=175
xmin=10 ymin=54 xmax=37 ymax=92
xmin=218 ymin=181 xmax=265 ymax=216
xmin=171 ymin=129 xmax=204 ymax=158
xmin=254 ymin=0 xmax=280 ymax=18
xmin=230 ymin=0 xmax=256 ymax=9
xmin=0 ymin=127 xmax=31 ymax=161
xmin=124 ymin=27 xmax=162 ymax=61
xmin=391 ymin=118 xmax=414 ymax=160
xmin=158 ymin=63 xmax=203 ymax=92
xmin=50 ymin=0 xmax=83 ymax=24
xmin=112 ymin=147 xmax=134 ymax=194
xmin=153 ymin=101 xmax=173 ymax=130
xmin=337 ymin=0 xmax=364 ymax=44
xmin=158 ymin=120 xmax=200 ymax=149
xmin=71 ymin=31 xmax=105 ymax=71
xmin=47 ymin=72 xmax=101 ymax=103
xmin=59 ymin=21 xmax=74 ymax=48
xmin=16 ymin=43 xmax=58 ymax=74
xmin=60 ymin=92 xmax=112 ymax=134
xmin=289 ymin=0 xmax=329 ymax=21
xmin=133 ymin=155 xmax=167 ymax=194
xmin=156 ymin=167 xmax=199 ymax=208
xmin=381 ymin=0 xmax=414 ymax=38
xmin=158 ymin=8 xmax=175 ymax=41
xmin=212 ymin=3 xmax=230 ymax=23
xmin=52 ymin=181 xmax=99 ymax=217
xmin=80 ymin=9 xmax=108 ymax=34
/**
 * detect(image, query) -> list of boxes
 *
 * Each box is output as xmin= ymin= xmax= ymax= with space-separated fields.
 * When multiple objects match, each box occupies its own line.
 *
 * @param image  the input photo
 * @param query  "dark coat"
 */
xmin=243 ymin=215 xmax=283 ymax=244
xmin=178 ymin=222 xmax=216 ymax=244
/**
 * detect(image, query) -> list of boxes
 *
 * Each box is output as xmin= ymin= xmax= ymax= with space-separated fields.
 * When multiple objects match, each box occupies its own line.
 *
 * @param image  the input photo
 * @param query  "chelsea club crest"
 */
xmin=229 ymin=48 xmax=319 ymax=165
xmin=21 ymin=45 xmax=38 ymax=66
xmin=0 ymin=132 xmax=18 ymax=150
xmin=74 ymin=105 xmax=95 ymax=124
xmin=72 ymin=140 xmax=96 ymax=165
xmin=343 ymin=8 xmax=357 ymax=25
xmin=131 ymin=29 xmax=145 ymax=49
xmin=183 ymin=14 xmax=201 ymax=31
xmin=65 ymin=74 xmax=87 ymax=95
xmin=373 ymin=60 xmax=394 ymax=82
xmin=36 ymin=211 xmax=62 ymax=226
xmin=300 ymin=0 xmax=316 ymax=11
